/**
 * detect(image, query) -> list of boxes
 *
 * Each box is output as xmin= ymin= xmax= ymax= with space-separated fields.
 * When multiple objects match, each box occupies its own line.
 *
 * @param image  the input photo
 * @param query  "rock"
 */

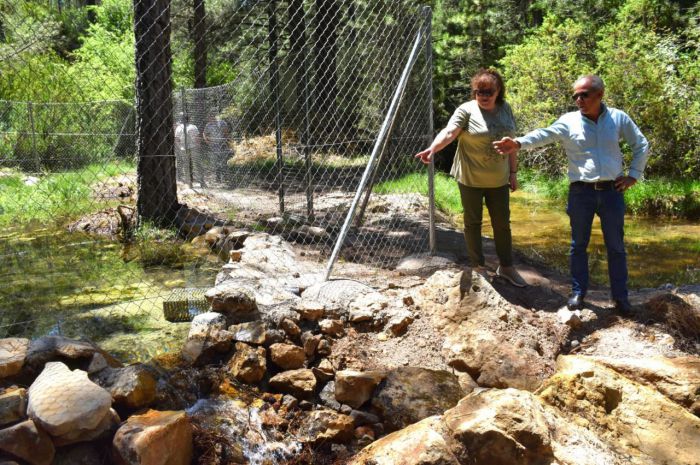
xmin=350 ymin=409 xmax=380 ymax=427
xmin=296 ymin=409 xmax=354 ymax=444
xmin=538 ymin=355 xmax=700 ymax=465
xmin=269 ymin=369 xmax=316 ymax=399
xmin=204 ymin=283 xmax=258 ymax=323
xmin=419 ymin=270 xmax=566 ymax=391
xmin=290 ymin=225 xmax=330 ymax=243
xmin=348 ymin=307 xmax=376 ymax=323
xmin=279 ymin=318 xmax=301 ymax=338
xmin=295 ymin=301 xmax=325 ymax=321
xmin=21 ymin=337 xmax=121 ymax=379
xmin=372 ymin=367 xmax=464 ymax=432
xmin=228 ymin=321 xmax=268 ymax=345
xmin=87 ymin=352 xmax=121 ymax=374
xmin=188 ymin=312 xmax=227 ymax=339
xmin=227 ymin=342 xmax=266 ymax=384
xmin=385 ymin=309 xmax=414 ymax=336
xmin=270 ymin=343 xmax=306 ymax=370
xmin=218 ymin=230 xmax=249 ymax=256
xmin=335 ymin=370 xmax=384 ymax=409
xmin=0 ymin=338 xmax=29 ymax=378
xmin=180 ymin=329 xmax=233 ymax=366
xmin=557 ymin=308 xmax=582 ymax=328
xmin=319 ymin=319 xmax=344 ymax=337
xmin=91 ymin=364 xmax=157 ymax=410
xmin=312 ymin=359 xmax=335 ymax=383
xmin=444 ymin=388 xmax=555 ymax=465
xmin=0 ymin=419 xmax=55 ymax=465
xmin=27 ymin=362 xmax=112 ymax=439
xmin=348 ymin=416 xmax=459 ymax=465
xmin=589 ymin=355 xmax=700 ymax=411
xmin=52 ymin=408 xmax=120 ymax=446
xmin=317 ymin=339 xmax=332 ymax=356
xmin=301 ymin=280 xmax=376 ymax=315
xmin=0 ymin=388 xmax=26 ymax=427
xmin=348 ymin=293 xmax=388 ymax=324
xmin=395 ymin=253 xmax=459 ymax=277
xmin=263 ymin=329 xmax=286 ymax=346
xmin=112 ymin=410 xmax=192 ymax=465
xmin=301 ymin=332 xmax=321 ymax=358
xmin=319 ymin=382 xmax=342 ymax=411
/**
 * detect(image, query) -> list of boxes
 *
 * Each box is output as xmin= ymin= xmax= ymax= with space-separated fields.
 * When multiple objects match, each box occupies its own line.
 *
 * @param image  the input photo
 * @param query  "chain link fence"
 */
xmin=0 ymin=0 xmax=435 ymax=361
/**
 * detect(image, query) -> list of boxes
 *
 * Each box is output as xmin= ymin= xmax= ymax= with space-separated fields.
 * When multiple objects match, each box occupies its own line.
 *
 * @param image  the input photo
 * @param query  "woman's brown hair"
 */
xmin=470 ymin=68 xmax=506 ymax=105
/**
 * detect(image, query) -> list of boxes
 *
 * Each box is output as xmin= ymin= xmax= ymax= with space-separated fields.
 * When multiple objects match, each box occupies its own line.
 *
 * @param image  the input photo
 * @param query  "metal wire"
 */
xmin=0 ymin=0 xmax=434 ymax=361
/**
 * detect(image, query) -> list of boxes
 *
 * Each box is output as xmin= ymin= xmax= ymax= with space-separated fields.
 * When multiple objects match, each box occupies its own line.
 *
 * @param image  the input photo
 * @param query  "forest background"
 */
xmin=1 ymin=0 xmax=699 ymax=192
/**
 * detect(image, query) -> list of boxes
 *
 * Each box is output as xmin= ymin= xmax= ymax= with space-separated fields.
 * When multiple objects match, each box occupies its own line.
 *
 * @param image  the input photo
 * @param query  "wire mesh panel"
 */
xmin=0 ymin=0 xmax=434 ymax=361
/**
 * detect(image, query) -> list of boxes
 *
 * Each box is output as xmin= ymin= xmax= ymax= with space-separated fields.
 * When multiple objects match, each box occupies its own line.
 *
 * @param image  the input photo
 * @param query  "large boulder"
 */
xmin=335 ymin=370 xmax=384 ymax=409
xmin=227 ymin=342 xmax=266 ymax=385
xmin=0 ymin=338 xmax=29 ymax=378
xmin=588 ymin=355 xmax=700 ymax=413
xmin=22 ymin=337 xmax=120 ymax=376
xmin=112 ymin=410 xmax=192 ymax=465
xmin=269 ymin=369 xmax=316 ymax=399
xmin=91 ymin=364 xmax=157 ymax=410
xmin=443 ymin=388 xmax=554 ymax=465
xmin=371 ymin=367 xmax=464 ymax=431
xmin=0 ymin=419 xmax=55 ymax=465
xmin=418 ymin=270 xmax=566 ymax=391
xmin=538 ymin=356 xmax=700 ymax=465
xmin=27 ymin=362 xmax=113 ymax=442
xmin=348 ymin=416 xmax=459 ymax=465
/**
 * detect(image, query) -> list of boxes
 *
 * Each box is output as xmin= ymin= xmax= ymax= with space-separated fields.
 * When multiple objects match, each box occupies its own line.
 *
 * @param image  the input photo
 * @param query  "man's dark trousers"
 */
xmin=566 ymin=182 xmax=628 ymax=301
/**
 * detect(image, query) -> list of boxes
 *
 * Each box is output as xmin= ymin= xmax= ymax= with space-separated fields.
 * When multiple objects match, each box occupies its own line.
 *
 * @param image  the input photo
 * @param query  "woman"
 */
xmin=415 ymin=68 xmax=527 ymax=287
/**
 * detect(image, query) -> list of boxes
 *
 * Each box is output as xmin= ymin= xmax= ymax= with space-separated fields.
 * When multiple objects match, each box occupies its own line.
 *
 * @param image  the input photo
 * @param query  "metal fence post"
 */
xmin=268 ymin=0 xmax=285 ymax=215
xmin=424 ymin=6 xmax=436 ymax=255
xmin=27 ymin=101 xmax=40 ymax=172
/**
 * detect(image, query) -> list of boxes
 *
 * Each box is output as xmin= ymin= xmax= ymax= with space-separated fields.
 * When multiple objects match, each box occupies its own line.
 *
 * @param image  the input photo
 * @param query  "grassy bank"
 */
xmin=375 ymin=170 xmax=700 ymax=220
xmin=0 ymin=161 xmax=135 ymax=228
xmin=519 ymin=169 xmax=700 ymax=220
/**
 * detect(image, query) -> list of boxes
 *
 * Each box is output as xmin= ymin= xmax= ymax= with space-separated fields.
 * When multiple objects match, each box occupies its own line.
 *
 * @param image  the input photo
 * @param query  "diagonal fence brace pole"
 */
xmin=323 ymin=19 xmax=427 ymax=282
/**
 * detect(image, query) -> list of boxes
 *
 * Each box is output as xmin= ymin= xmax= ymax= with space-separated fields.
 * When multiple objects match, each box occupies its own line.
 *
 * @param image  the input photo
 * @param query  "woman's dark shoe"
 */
xmin=567 ymin=293 xmax=585 ymax=310
xmin=614 ymin=299 xmax=633 ymax=315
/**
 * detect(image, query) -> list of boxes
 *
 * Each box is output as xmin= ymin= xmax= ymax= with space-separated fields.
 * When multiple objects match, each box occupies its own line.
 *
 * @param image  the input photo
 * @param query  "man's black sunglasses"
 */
xmin=475 ymin=89 xmax=495 ymax=97
xmin=572 ymin=91 xmax=591 ymax=100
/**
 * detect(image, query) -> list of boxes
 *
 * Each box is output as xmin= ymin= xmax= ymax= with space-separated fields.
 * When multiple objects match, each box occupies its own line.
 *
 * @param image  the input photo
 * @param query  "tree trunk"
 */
xmin=193 ymin=0 xmax=207 ymax=88
xmin=287 ymin=0 xmax=307 ymax=128
xmin=134 ymin=0 xmax=180 ymax=227
xmin=312 ymin=0 xmax=339 ymax=142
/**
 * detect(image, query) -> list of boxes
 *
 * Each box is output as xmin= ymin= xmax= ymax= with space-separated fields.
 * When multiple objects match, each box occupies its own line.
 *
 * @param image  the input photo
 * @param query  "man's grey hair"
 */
xmin=573 ymin=75 xmax=605 ymax=91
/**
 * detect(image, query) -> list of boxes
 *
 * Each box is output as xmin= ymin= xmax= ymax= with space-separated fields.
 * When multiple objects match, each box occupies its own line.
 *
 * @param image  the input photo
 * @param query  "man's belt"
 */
xmin=570 ymin=180 xmax=615 ymax=191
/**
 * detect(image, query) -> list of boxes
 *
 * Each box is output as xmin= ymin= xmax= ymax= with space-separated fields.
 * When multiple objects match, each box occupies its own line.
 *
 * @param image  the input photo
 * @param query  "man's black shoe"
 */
xmin=567 ymin=294 xmax=585 ymax=310
xmin=614 ymin=299 xmax=633 ymax=315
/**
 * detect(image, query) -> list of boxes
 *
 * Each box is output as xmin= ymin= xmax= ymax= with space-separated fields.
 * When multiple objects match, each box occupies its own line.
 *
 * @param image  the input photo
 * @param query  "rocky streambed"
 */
xmin=0 ymin=229 xmax=699 ymax=465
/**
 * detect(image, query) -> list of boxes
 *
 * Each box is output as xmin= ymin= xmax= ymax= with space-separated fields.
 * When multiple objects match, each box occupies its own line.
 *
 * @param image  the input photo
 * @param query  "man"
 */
xmin=493 ymin=75 xmax=649 ymax=314
xmin=174 ymin=115 xmax=203 ymax=187
xmin=203 ymin=113 xmax=232 ymax=182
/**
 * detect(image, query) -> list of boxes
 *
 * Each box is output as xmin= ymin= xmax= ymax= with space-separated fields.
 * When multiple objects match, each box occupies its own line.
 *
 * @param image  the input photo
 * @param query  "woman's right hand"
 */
xmin=415 ymin=148 xmax=433 ymax=164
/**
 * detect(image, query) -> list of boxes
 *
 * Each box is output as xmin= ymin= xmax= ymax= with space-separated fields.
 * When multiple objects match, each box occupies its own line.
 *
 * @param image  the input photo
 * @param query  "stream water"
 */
xmin=1 ymin=194 xmax=698 ymax=362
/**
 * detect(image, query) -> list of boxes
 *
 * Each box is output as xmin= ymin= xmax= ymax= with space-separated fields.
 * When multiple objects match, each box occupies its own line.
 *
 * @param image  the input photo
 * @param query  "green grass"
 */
xmin=374 ymin=172 xmax=462 ymax=215
xmin=0 ymin=161 xmax=135 ymax=228
xmin=519 ymin=168 xmax=700 ymax=219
